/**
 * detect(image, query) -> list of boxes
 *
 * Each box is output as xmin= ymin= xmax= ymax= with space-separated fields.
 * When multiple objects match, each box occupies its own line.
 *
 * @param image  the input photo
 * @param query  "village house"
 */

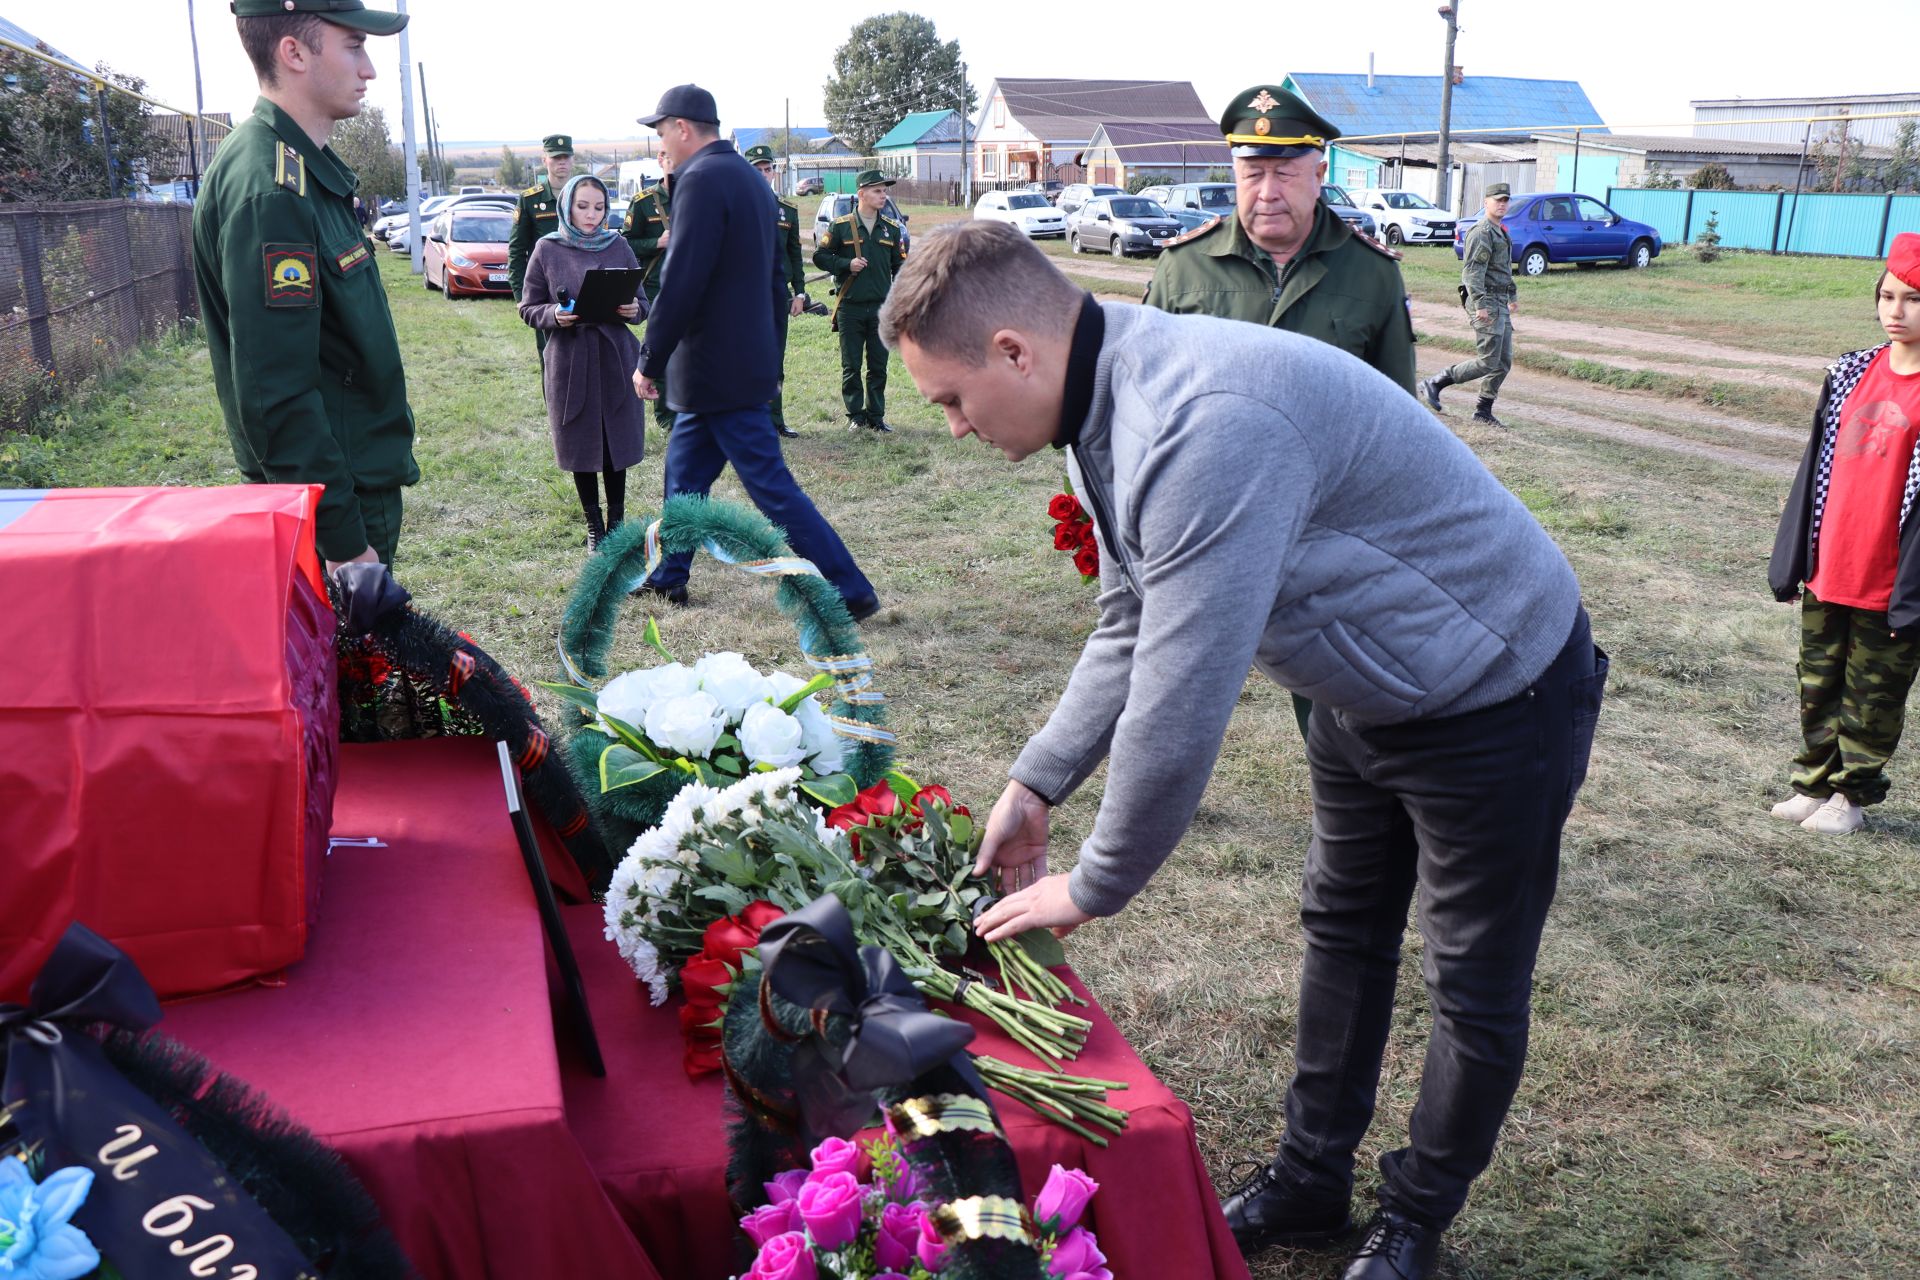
xmin=969 ymin=78 xmax=1213 ymax=187
xmin=873 ymin=109 xmax=971 ymax=183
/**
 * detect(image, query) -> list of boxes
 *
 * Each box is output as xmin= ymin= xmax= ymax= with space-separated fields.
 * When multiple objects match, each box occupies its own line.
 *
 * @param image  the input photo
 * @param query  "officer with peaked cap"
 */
xmin=747 ymin=143 xmax=808 ymax=438
xmin=195 ymin=0 xmax=417 ymax=571
xmin=510 ymin=133 xmax=575 ymax=316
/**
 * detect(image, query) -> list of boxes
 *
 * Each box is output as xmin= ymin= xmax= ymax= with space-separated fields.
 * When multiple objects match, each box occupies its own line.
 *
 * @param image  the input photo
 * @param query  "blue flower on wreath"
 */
xmin=0 ymin=1159 xmax=100 ymax=1280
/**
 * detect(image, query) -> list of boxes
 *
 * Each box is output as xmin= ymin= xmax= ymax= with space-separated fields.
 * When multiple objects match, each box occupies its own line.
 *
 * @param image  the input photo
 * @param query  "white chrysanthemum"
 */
xmin=692 ymin=651 xmax=773 ymax=722
xmin=629 ymin=938 xmax=669 ymax=1005
xmin=596 ymin=662 xmax=700 ymax=736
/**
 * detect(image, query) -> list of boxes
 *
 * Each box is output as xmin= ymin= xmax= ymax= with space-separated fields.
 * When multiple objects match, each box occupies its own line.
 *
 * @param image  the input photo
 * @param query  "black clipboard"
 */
xmin=496 ymin=741 xmax=606 ymax=1077
xmin=571 ymin=267 xmax=643 ymax=322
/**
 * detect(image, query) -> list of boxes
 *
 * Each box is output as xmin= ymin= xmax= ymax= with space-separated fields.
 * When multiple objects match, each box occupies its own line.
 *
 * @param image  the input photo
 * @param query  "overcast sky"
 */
xmin=6 ymin=0 xmax=1912 ymax=151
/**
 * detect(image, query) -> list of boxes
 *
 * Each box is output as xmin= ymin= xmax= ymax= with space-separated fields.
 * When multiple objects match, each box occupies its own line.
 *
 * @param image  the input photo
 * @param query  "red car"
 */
xmin=423 ymin=204 xmax=514 ymax=298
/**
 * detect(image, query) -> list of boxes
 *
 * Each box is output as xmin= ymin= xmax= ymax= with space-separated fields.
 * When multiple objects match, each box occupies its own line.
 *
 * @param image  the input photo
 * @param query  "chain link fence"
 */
xmin=0 ymin=200 xmax=198 ymax=431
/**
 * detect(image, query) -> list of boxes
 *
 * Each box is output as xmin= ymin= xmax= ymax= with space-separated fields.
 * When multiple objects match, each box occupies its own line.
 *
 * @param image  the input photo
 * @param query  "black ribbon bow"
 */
xmin=757 ymin=896 xmax=984 ymax=1136
xmin=333 ymin=561 xmax=412 ymax=634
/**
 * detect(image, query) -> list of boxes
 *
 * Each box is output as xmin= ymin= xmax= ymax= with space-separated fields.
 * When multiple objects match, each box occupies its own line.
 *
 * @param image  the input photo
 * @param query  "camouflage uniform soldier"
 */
xmin=1422 ymin=183 xmax=1517 ymax=427
xmin=508 ymin=133 xmax=573 ymax=357
xmin=623 ymin=163 xmax=674 ymax=431
xmin=814 ymin=169 xmax=904 ymax=432
xmin=747 ymin=143 xmax=808 ymax=439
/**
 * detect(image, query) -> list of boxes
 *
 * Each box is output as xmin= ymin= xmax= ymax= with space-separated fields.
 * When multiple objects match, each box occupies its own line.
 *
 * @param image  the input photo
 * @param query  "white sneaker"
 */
xmin=1801 ymin=792 xmax=1865 ymax=835
xmin=1770 ymin=793 xmax=1823 ymax=823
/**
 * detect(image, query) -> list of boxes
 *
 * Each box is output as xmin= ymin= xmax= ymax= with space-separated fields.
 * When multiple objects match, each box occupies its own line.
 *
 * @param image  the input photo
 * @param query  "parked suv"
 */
xmin=1453 ymin=192 xmax=1662 ymax=275
xmin=1351 ymin=188 xmax=1456 ymax=246
xmin=811 ymin=192 xmax=911 ymax=255
xmin=1155 ymin=182 xmax=1236 ymax=216
xmin=1056 ymin=183 xmax=1123 ymax=216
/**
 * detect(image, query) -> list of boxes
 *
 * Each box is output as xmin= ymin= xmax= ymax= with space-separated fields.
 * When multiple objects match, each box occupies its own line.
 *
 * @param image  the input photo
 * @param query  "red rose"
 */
xmin=700 ymin=901 xmax=786 ymax=972
xmin=1047 ymin=493 xmax=1082 ymax=522
xmin=683 ymin=1036 xmax=723 ymax=1078
xmin=1075 ymin=522 xmax=1098 ymax=550
xmin=1053 ymin=522 xmax=1081 ymax=550
xmin=681 ymin=955 xmax=735 ymax=1013
xmin=909 ymin=784 xmax=954 ymax=817
xmin=366 ymin=653 xmax=392 ymax=686
xmin=741 ymin=901 xmax=786 ymax=931
xmin=1072 ymin=544 xmax=1100 ymax=577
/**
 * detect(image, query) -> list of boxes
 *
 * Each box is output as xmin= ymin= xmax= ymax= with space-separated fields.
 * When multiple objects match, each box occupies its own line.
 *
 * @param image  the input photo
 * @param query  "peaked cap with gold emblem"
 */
xmin=229 ymin=0 xmax=407 ymax=36
xmin=1219 ymin=84 xmax=1340 ymax=159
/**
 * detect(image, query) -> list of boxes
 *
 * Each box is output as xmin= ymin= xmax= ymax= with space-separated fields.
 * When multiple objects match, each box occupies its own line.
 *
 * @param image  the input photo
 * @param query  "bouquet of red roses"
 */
xmin=1047 ymin=490 xmax=1098 ymax=584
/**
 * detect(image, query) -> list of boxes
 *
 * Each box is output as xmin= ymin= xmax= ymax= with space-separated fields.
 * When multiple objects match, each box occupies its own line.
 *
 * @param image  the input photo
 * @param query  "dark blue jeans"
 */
xmin=642 ymin=405 xmax=874 ymax=604
xmin=1274 ymin=610 xmax=1606 ymax=1230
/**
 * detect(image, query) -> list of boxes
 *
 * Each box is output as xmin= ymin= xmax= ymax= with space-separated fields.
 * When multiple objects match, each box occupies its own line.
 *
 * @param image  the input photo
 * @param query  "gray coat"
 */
xmin=1010 ymin=303 xmax=1581 ymax=916
xmin=520 ymin=237 xmax=648 ymax=472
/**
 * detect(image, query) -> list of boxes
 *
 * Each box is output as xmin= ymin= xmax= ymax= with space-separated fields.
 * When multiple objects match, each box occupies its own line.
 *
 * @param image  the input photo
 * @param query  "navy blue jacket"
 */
xmin=638 ymin=138 xmax=784 ymax=412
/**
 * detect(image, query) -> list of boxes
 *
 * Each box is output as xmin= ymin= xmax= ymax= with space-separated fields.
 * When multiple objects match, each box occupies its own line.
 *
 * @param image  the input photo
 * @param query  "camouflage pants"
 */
xmin=1444 ymin=303 xmax=1514 ymax=400
xmin=1790 ymin=591 xmax=1920 ymax=805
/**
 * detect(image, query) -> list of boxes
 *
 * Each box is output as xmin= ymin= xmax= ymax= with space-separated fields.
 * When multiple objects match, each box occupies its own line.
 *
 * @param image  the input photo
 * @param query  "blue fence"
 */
xmin=1605 ymin=188 xmax=1920 ymax=258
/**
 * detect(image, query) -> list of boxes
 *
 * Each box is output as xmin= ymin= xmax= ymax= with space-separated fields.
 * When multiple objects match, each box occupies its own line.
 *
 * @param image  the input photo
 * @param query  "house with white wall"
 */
xmin=970 ymin=79 xmax=1212 ymax=187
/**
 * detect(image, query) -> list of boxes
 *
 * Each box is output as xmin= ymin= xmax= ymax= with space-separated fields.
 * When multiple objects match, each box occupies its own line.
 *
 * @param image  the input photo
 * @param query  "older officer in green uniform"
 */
xmin=195 ymin=0 xmax=416 ymax=571
xmin=814 ymin=169 xmax=904 ymax=432
xmin=1146 ymin=85 xmax=1416 ymax=394
xmin=748 ymin=144 xmax=808 ymax=439
xmin=508 ymin=133 xmax=572 ymax=355
xmin=622 ymin=160 xmax=675 ymax=431
xmin=1422 ymin=183 xmax=1517 ymax=427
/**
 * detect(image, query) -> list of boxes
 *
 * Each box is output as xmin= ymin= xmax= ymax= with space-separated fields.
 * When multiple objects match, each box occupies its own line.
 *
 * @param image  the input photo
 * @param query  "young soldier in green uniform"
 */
xmin=195 ymin=0 xmax=416 ymax=571
xmin=813 ymin=170 xmax=904 ymax=432
xmin=747 ymin=144 xmax=809 ymax=439
xmin=1145 ymin=85 xmax=1416 ymax=395
xmin=1422 ymin=184 xmax=1517 ymax=427
xmin=622 ymin=160 xmax=674 ymax=431
xmin=508 ymin=134 xmax=572 ymax=355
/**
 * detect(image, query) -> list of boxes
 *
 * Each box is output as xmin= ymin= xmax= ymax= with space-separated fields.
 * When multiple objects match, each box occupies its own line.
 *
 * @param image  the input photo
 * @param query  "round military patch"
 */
xmin=1254 ymin=118 xmax=1271 ymax=136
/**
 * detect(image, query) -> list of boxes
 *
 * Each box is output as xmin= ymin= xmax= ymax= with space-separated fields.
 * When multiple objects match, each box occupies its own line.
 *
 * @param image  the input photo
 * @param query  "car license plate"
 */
xmin=488 ymin=272 xmax=508 ymax=283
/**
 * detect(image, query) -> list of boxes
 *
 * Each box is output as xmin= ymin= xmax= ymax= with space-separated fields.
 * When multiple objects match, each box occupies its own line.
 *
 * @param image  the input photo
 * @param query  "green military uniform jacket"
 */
xmin=1459 ymin=216 xmax=1515 ymax=312
xmin=507 ymin=174 xmax=560 ymax=300
xmin=812 ymin=210 xmax=903 ymax=308
xmin=1145 ymin=201 xmax=1416 ymax=393
xmin=775 ymin=196 xmax=806 ymax=300
xmin=191 ymin=97 xmax=417 ymax=562
xmin=622 ymin=180 xmax=672 ymax=302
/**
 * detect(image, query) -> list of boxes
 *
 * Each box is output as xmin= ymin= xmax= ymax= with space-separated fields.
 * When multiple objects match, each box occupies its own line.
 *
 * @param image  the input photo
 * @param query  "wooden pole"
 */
xmin=1435 ymin=1 xmax=1461 ymax=210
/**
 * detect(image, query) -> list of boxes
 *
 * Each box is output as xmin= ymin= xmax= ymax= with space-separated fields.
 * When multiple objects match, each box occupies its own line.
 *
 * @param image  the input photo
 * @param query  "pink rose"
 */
xmin=741 ymin=1203 xmax=797 ymax=1249
xmin=916 ymin=1209 xmax=949 ymax=1272
xmin=796 ymin=1171 xmax=865 ymax=1252
xmin=1033 ymin=1165 xmax=1099 ymax=1234
xmin=875 ymin=1201 xmax=925 ymax=1271
xmin=1046 ymin=1226 xmax=1106 ymax=1279
xmin=749 ymin=1231 xmax=817 ymax=1280
xmin=1060 ymin=1271 xmax=1113 ymax=1280
xmin=765 ymin=1169 xmax=809 ymax=1204
xmin=806 ymin=1136 xmax=868 ymax=1183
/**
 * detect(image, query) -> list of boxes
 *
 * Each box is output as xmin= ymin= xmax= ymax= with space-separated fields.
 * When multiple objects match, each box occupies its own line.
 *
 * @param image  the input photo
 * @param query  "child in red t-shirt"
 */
xmin=1768 ymin=234 xmax=1920 ymax=834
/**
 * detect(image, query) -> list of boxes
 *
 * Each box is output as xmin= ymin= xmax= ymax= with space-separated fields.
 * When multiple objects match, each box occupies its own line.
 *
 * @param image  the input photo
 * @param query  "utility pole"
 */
xmin=419 ymin=63 xmax=439 ymax=197
xmin=186 ymin=0 xmax=207 ymax=196
xmin=397 ymin=3 xmax=423 ymax=273
xmin=785 ymin=97 xmax=791 ymax=196
xmin=959 ymin=60 xmax=970 ymax=206
xmin=1435 ymin=1 xmax=1461 ymax=213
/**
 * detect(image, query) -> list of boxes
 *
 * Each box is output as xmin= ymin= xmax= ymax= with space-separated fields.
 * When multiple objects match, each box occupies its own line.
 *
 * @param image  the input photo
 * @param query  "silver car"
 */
xmin=1066 ymin=195 xmax=1184 ymax=257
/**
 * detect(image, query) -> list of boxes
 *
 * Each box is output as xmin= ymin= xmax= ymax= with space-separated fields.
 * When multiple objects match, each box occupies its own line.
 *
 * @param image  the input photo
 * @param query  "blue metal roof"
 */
xmin=0 ymin=17 xmax=87 ymax=71
xmin=1281 ymin=73 xmax=1605 ymax=141
xmin=732 ymin=126 xmax=835 ymax=151
xmin=876 ymin=110 xmax=956 ymax=150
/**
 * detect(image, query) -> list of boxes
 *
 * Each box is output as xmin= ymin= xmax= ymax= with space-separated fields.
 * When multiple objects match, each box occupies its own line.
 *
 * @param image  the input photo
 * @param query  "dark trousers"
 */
xmin=770 ymin=303 xmax=791 ymax=431
xmin=642 ymin=405 xmax=874 ymax=604
xmin=837 ymin=303 xmax=886 ymax=422
xmin=1275 ymin=610 xmax=1606 ymax=1229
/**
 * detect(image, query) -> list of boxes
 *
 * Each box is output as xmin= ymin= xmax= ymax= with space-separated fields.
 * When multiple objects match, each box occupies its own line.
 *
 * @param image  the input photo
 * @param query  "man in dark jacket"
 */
xmin=629 ymin=85 xmax=878 ymax=617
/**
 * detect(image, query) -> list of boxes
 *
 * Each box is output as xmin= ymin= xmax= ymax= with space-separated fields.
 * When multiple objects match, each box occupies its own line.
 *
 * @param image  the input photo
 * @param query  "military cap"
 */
xmin=542 ymin=134 xmax=573 ymax=156
xmin=744 ymin=144 xmax=776 ymax=165
xmin=855 ymin=168 xmax=895 ymax=189
xmin=1219 ymin=85 xmax=1339 ymax=159
xmin=230 ymin=0 xmax=407 ymax=35
xmin=638 ymin=84 xmax=719 ymax=128
xmin=1485 ymin=182 xmax=1512 ymax=199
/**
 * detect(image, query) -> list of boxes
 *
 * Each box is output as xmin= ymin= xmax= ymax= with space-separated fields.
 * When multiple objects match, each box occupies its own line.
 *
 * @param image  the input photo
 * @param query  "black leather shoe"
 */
xmin=1342 ymin=1209 xmax=1441 ymax=1280
xmin=1220 ymin=1163 xmax=1352 ymax=1257
xmin=775 ymin=424 xmax=800 ymax=439
xmin=630 ymin=582 xmax=689 ymax=606
xmin=867 ymin=419 xmax=895 ymax=433
xmin=1419 ymin=375 xmax=1448 ymax=412
xmin=845 ymin=594 xmax=882 ymax=623
xmin=847 ymin=416 xmax=869 ymax=432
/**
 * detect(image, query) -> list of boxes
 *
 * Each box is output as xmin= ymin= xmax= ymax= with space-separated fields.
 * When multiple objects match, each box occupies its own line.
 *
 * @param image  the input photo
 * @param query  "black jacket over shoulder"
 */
xmin=1770 ymin=343 xmax=1920 ymax=631
xmin=637 ymin=139 xmax=784 ymax=412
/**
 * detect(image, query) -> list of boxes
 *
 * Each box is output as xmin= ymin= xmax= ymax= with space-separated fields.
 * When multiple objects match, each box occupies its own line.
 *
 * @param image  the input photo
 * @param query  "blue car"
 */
xmin=1453 ymin=192 xmax=1661 ymax=276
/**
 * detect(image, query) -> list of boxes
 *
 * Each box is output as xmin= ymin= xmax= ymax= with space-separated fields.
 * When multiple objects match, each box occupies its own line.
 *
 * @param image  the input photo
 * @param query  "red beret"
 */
xmin=1888 ymin=232 xmax=1920 ymax=291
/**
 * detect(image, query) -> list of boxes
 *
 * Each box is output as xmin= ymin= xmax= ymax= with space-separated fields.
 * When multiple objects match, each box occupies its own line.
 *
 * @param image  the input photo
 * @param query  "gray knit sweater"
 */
xmin=1011 ymin=303 xmax=1581 ymax=917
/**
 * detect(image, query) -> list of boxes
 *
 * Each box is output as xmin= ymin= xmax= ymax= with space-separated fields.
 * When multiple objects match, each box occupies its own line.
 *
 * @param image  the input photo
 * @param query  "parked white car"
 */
xmin=1349 ymin=188 xmax=1458 ymax=246
xmin=973 ymin=190 xmax=1067 ymax=238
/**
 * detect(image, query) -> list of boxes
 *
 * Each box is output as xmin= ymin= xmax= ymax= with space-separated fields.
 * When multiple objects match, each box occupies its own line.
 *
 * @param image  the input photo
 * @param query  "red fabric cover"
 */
xmin=0 ymin=485 xmax=337 ymax=1003
xmin=1809 ymin=348 xmax=1920 ymax=610
xmin=160 ymin=740 xmax=662 ymax=1280
xmin=559 ymin=906 xmax=1252 ymax=1280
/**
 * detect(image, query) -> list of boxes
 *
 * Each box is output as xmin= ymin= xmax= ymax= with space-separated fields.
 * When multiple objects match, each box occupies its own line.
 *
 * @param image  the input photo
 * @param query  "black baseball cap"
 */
xmin=637 ymin=84 xmax=719 ymax=128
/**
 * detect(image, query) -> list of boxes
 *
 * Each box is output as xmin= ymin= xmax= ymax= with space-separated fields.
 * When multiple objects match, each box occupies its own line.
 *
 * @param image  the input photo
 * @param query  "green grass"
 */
xmin=9 ymin=251 xmax=1920 ymax=1279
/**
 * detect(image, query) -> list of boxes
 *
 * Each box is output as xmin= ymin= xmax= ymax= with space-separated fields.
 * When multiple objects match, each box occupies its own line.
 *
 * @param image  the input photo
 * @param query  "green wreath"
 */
xmin=554 ymin=494 xmax=895 ymax=858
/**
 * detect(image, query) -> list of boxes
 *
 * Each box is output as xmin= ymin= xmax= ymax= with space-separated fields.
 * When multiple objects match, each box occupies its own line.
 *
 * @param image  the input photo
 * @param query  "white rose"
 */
xmin=693 ymin=652 xmax=773 ymax=721
xmin=792 ymin=699 xmax=846 ymax=773
xmin=761 ymin=670 xmax=808 ymax=702
xmin=597 ymin=662 xmax=700 ymax=735
xmin=737 ymin=701 xmax=808 ymax=768
xmin=645 ymin=691 xmax=726 ymax=758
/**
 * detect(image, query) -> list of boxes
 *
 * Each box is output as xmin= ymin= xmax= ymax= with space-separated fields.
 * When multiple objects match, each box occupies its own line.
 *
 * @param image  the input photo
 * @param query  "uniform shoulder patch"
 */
xmin=522 ymin=183 xmax=543 ymax=197
xmin=1352 ymin=230 xmax=1404 ymax=260
xmin=1162 ymin=215 xmax=1223 ymax=249
xmin=273 ymin=143 xmax=306 ymax=197
xmin=264 ymin=243 xmax=317 ymax=308
xmin=879 ymin=214 xmax=901 ymax=229
xmin=832 ymin=214 xmax=855 ymax=225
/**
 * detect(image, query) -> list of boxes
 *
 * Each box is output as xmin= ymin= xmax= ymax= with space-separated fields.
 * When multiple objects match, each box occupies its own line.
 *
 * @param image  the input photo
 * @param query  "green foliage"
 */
xmin=1204 ymin=167 xmax=1232 ymax=183
xmin=1639 ymin=160 xmax=1681 ymax=190
xmin=762 ymin=129 xmax=823 ymax=157
xmin=1888 ymin=120 xmax=1919 ymax=193
xmin=1689 ymin=161 xmax=1735 ymax=191
xmin=330 ymin=108 xmax=406 ymax=201
xmin=1125 ymin=172 xmax=1170 ymax=194
xmin=1694 ymin=208 xmax=1723 ymax=263
xmin=0 ymin=46 xmax=161 ymax=200
xmin=495 ymin=144 xmax=527 ymax=190
xmin=823 ymin=13 xmax=974 ymax=156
